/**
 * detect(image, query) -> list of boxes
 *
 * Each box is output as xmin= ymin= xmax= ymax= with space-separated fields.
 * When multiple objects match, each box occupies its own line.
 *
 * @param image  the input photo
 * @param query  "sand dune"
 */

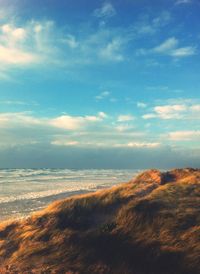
xmin=0 ymin=168 xmax=199 ymax=273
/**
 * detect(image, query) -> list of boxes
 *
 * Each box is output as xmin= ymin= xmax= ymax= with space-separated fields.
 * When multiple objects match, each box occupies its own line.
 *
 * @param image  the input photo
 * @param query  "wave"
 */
xmin=0 ymin=181 xmax=118 ymax=204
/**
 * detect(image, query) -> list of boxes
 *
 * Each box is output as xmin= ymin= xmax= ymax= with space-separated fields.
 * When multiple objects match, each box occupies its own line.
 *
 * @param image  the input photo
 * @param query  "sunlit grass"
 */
xmin=0 ymin=169 xmax=199 ymax=273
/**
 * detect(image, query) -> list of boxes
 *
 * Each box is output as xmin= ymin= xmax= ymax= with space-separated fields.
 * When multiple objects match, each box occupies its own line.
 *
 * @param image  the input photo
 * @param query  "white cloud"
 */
xmin=94 ymin=2 xmax=116 ymax=19
xmin=0 ymin=45 xmax=39 ymax=65
xmin=49 ymin=112 xmax=106 ymax=130
xmin=191 ymin=105 xmax=200 ymax=111
xmin=0 ymin=8 xmax=129 ymax=77
xmin=51 ymin=140 xmax=79 ymax=146
xmin=51 ymin=141 xmax=155 ymax=149
xmin=0 ymin=111 xmax=153 ymax=150
xmin=0 ymin=112 xmax=107 ymax=131
xmin=118 ymin=115 xmax=135 ymax=122
xmin=154 ymin=104 xmax=186 ymax=119
xmin=142 ymin=114 xmax=157 ymax=120
xmin=50 ymin=138 xmax=160 ymax=149
xmin=143 ymin=103 xmax=200 ymax=120
xmin=114 ymin=142 xmax=160 ymax=148
xmin=0 ymin=23 xmax=39 ymax=66
xmin=0 ymin=20 xmax=57 ymax=71
xmin=169 ymin=131 xmax=200 ymax=141
xmin=50 ymin=115 xmax=85 ymax=130
xmin=1 ymin=24 xmax=26 ymax=42
xmin=98 ymin=111 xmax=108 ymax=119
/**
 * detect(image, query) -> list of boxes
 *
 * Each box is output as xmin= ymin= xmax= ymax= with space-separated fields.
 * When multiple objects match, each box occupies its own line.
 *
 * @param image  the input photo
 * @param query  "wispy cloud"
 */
xmin=0 ymin=19 xmax=59 ymax=77
xmin=1 ymin=5 xmax=191 ymax=80
xmin=154 ymin=37 xmax=178 ymax=53
xmin=50 ymin=140 xmax=160 ymax=149
xmin=51 ymin=140 xmax=80 ymax=146
xmin=0 ymin=112 xmax=107 ymax=130
xmin=63 ymin=34 xmax=79 ymax=49
xmin=138 ymin=37 xmax=196 ymax=58
xmin=99 ymin=38 xmax=124 ymax=62
xmin=0 ymin=100 xmax=36 ymax=106
xmin=114 ymin=142 xmax=160 ymax=148
xmin=115 ymin=124 xmax=135 ymax=132
xmin=170 ymin=46 xmax=196 ymax=57
xmin=0 ymin=12 xmax=129 ymax=80
xmin=145 ymin=86 xmax=183 ymax=93
xmin=117 ymin=115 xmax=135 ymax=122
xmin=169 ymin=130 xmax=200 ymax=141
xmin=133 ymin=11 xmax=171 ymax=35
xmin=137 ymin=102 xmax=147 ymax=108
xmin=75 ymin=28 xmax=128 ymax=64
xmin=0 ymin=112 xmax=43 ymax=128
xmin=175 ymin=0 xmax=193 ymax=5
xmin=0 ymin=70 xmax=12 ymax=81
xmin=94 ymin=2 xmax=116 ymax=19
xmin=95 ymin=91 xmax=110 ymax=101
xmin=153 ymin=37 xmax=196 ymax=57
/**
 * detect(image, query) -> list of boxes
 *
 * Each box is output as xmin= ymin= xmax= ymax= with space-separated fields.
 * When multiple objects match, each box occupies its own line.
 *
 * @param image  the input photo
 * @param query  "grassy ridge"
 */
xmin=0 ymin=168 xmax=199 ymax=273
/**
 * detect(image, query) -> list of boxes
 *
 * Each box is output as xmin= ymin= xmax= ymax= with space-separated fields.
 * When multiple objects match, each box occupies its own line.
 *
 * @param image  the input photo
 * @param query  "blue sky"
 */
xmin=0 ymin=0 xmax=200 ymax=168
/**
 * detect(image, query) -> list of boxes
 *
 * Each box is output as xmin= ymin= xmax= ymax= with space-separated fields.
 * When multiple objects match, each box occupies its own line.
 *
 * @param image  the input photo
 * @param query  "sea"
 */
xmin=0 ymin=169 xmax=142 ymax=222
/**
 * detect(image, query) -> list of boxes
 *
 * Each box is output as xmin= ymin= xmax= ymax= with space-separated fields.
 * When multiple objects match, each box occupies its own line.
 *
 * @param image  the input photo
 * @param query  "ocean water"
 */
xmin=0 ymin=169 xmax=141 ymax=221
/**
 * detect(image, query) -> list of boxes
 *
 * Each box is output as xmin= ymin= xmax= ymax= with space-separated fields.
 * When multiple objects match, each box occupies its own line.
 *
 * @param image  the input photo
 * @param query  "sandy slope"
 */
xmin=0 ymin=168 xmax=199 ymax=273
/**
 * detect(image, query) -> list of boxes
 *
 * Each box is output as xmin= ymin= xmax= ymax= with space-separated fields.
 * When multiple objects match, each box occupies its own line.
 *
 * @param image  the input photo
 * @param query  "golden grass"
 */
xmin=0 ymin=168 xmax=199 ymax=273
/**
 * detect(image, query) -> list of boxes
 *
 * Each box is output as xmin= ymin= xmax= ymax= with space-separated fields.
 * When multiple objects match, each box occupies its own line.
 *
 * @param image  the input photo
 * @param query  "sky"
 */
xmin=0 ymin=0 xmax=200 ymax=169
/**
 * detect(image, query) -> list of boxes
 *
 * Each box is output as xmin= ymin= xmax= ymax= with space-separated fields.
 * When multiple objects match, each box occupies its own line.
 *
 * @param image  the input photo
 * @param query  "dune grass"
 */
xmin=0 ymin=168 xmax=199 ymax=273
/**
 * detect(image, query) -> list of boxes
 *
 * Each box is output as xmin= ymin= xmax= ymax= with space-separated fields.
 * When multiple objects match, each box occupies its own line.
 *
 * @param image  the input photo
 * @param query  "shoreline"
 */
xmin=0 ymin=169 xmax=138 ymax=223
xmin=0 ymin=189 xmax=93 ymax=223
xmin=0 ymin=181 xmax=129 ymax=223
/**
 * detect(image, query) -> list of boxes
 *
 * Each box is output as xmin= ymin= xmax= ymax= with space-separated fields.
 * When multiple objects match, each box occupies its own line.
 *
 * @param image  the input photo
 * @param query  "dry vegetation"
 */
xmin=0 ymin=168 xmax=199 ymax=273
